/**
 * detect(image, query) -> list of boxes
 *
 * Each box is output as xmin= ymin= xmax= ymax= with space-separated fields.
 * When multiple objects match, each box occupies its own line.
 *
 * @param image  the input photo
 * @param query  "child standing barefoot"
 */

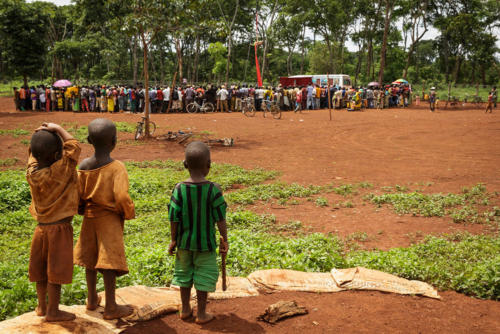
xmin=27 ymin=122 xmax=81 ymax=322
xmin=168 ymin=141 xmax=228 ymax=324
xmin=74 ymin=118 xmax=135 ymax=320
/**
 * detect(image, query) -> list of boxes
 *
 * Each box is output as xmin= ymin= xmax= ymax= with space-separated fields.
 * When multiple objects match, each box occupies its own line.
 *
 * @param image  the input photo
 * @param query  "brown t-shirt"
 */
xmin=78 ymin=160 xmax=135 ymax=220
xmin=26 ymin=139 xmax=81 ymax=223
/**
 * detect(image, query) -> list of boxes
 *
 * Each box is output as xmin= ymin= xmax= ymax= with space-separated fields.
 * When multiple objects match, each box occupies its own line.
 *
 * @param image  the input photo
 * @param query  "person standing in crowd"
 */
xmin=30 ymin=86 xmax=38 ymax=111
xmin=217 ymin=85 xmax=229 ymax=113
xmin=50 ymin=87 xmax=57 ymax=112
xmin=45 ymin=86 xmax=51 ymax=112
xmin=306 ymin=83 xmax=314 ymax=110
xmin=89 ymin=86 xmax=96 ymax=112
xmin=39 ymin=87 xmax=46 ymax=111
xmin=13 ymin=87 xmax=21 ymax=110
xmin=429 ymin=87 xmax=437 ymax=112
xmin=485 ymin=91 xmax=494 ymax=113
xmin=162 ymin=86 xmax=170 ymax=113
xmin=185 ymin=86 xmax=194 ymax=109
xmin=254 ymin=86 xmax=264 ymax=111
xmin=156 ymin=86 xmax=163 ymax=113
xmin=490 ymin=86 xmax=497 ymax=108
xmin=81 ymin=86 xmax=89 ymax=112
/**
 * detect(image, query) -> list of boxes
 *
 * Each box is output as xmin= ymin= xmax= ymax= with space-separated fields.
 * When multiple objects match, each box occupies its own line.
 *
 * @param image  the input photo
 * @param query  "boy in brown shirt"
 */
xmin=74 ymin=118 xmax=135 ymax=320
xmin=27 ymin=122 xmax=81 ymax=322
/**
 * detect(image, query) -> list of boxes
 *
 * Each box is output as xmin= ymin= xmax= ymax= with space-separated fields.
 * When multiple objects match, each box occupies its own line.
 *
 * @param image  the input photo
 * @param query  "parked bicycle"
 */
xmin=262 ymin=99 xmax=282 ymax=119
xmin=241 ymin=97 xmax=256 ymax=117
xmin=187 ymin=99 xmax=215 ymax=113
xmin=135 ymin=116 xmax=156 ymax=140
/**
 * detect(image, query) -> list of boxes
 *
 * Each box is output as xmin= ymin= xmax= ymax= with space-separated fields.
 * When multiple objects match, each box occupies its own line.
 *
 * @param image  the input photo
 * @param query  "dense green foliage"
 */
xmin=0 ymin=162 xmax=499 ymax=321
xmin=0 ymin=0 xmax=498 ymax=87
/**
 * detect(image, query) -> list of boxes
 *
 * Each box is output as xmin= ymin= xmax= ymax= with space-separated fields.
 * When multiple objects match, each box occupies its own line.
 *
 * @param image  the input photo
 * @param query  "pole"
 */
xmin=220 ymin=237 xmax=227 ymax=291
xmin=327 ymin=73 xmax=332 ymax=121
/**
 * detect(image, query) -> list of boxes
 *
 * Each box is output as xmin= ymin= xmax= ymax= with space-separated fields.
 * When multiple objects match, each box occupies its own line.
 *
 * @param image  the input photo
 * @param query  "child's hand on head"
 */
xmin=168 ymin=240 xmax=177 ymax=255
xmin=36 ymin=123 xmax=60 ymax=133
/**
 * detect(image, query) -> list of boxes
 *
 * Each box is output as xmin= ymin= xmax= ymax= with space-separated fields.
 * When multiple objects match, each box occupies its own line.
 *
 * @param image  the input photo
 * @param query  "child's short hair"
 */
xmin=30 ymin=130 xmax=62 ymax=162
xmin=185 ymin=141 xmax=210 ymax=170
xmin=88 ymin=118 xmax=116 ymax=147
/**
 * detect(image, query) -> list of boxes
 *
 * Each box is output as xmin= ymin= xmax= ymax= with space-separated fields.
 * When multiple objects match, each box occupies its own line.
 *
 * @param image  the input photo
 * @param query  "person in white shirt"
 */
xmin=254 ymin=87 xmax=265 ymax=111
xmin=217 ymin=85 xmax=229 ymax=112
xmin=162 ymin=86 xmax=170 ymax=113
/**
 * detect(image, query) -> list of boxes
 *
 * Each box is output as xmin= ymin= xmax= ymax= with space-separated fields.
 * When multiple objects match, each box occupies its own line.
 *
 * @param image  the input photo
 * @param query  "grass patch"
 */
xmin=115 ymin=122 xmax=137 ymax=133
xmin=369 ymin=184 xmax=491 ymax=223
xmin=0 ymin=129 xmax=30 ymax=138
xmin=225 ymin=183 xmax=321 ymax=205
xmin=315 ymin=197 xmax=329 ymax=207
xmin=0 ymin=158 xmax=19 ymax=167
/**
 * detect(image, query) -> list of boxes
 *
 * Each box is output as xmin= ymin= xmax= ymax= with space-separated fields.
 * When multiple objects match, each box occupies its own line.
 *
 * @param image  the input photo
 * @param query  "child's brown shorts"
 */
xmin=29 ymin=219 xmax=74 ymax=285
xmin=74 ymin=213 xmax=129 ymax=276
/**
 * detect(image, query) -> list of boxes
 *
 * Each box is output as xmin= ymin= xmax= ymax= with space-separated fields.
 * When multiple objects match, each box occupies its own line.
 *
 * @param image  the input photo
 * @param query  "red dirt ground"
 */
xmin=1 ymin=97 xmax=498 ymax=249
xmin=1 ymin=97 xmax=499 ymax=333
xmin=123 ymin=290 xmax=500 ymax=334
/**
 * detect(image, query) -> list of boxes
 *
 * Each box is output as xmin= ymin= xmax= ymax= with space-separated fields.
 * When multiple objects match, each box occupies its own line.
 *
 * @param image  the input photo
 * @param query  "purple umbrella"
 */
xmin=367 ymin=81 xmax=380 ymax=87
xmin=53 ymin=79 xmax=72 ymax=87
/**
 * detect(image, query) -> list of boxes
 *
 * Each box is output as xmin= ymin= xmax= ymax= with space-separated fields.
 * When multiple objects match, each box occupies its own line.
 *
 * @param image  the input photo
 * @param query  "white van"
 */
xmin=311 ymin=74 xmax=352 ymax=88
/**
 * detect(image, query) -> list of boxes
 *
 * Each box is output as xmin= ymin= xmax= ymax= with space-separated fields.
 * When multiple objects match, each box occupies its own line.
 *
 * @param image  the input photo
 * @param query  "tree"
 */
xmin=0 ymin=0 xmax=49 ymax=86
xmin=216 ymin=0 xmax=240 ymax=84
xmin=378 ymin=0 xmax=395 ymax=84
xmin=116 ymin=0 xmax=172 ymax=137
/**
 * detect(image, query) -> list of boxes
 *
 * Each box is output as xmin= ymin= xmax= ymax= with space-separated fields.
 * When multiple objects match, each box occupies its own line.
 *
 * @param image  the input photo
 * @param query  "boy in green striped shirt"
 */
xmin=168 ymin=141 xmax=228 ymax=324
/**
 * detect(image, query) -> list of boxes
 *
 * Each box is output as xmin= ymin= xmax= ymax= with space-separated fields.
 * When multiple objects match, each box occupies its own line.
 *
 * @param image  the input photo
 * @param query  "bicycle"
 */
xmin=135 ymin=116 xmax=157 ymax=140
xmin=262 ymin=99 xmax=282 ymax=119
xmin=241 ymin=97 xmax=256 ymax=117
xmin=186 ymin=99 xmax=215 ymax=113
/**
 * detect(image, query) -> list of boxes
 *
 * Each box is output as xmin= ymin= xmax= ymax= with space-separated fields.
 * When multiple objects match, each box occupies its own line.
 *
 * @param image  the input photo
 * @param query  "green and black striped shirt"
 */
xmin=168 ymin=181 xmax=227 ymax=252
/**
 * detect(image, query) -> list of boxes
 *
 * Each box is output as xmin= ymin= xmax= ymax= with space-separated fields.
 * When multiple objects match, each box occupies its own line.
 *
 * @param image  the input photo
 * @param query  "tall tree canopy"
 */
xmin=0 ymin=0 xmax=498 ymax=86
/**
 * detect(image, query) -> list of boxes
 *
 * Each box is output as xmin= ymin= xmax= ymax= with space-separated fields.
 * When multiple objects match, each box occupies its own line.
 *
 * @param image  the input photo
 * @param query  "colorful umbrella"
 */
xmin=392 ymin=79 xmax=409 ymax=85
xmin=367 ymin=81 xmax=380 ymax=87
xmin=53 ymin=79 xmax=72 ymax=87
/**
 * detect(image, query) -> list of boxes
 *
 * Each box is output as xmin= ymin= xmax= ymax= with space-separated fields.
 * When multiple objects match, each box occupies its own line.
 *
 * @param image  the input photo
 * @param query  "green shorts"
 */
xmin=172 ymin=249 xmax=219 ymax=292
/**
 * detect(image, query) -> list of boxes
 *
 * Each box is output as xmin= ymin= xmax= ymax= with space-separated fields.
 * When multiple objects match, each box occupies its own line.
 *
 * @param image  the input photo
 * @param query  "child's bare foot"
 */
xmin=45 ymin=310 xmax=76 ymax=322
xmin=103 ymin=304 xmax=133 ymax=320
xmin=86 ymin=295 xmax=102 ymax=311
xmin=180 ymin=307 xmax=192 ymax=320
xmin=35 ymin=305 xmax=46 ymax=316
xmin=195 ymin=313 xmax=215 ymax=324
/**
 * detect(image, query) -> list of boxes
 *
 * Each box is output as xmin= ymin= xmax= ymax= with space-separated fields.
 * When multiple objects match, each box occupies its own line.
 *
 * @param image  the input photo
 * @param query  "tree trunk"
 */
xmin=133 ymin=36 xmax=138 ymax=85
xmin=287 ymin=50 xmax=293 ymax=76
xmin=378 ymin=0 xmax=393 ymax=85
xmin=452 ymin=56 xmax=462 ymax=83
xmin=141 ymin=32 xmax=150 ymax=138
xmin=402 ymin=43 xmax=415 ymax=79
xmin=194 ymin=33 xmax=200 ymax=83
xmin=223 ymin=0 xmax=239 ymax=85
xmin=225 ymin=36 xmax=232 ymax=85
xmin=325 ymin=34 xmax=335 ymax=73
xmin=339 ymin=32 xmax=346 ymax=73
xmin=244 ymin=39 xmax=251 ymax=82
xmin=354 ymin=47 xmax=363 ymax=87
xmin=300 ymin=24 xmax=306 ymax=74
xmin=481 ymin=64 xmax=486 ymax=86
xmin=175 ymin=38 xmax=183 ymax=81
xmin=23 ymin=74 xmax=28 ymax=88
xmin=366 ymin=39 xmax=373 ymax=79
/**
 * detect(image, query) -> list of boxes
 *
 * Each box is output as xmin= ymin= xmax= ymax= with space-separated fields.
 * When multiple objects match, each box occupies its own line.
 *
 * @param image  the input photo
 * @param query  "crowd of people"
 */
xmin=13 ymin=82 xmax=416 ymax=114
